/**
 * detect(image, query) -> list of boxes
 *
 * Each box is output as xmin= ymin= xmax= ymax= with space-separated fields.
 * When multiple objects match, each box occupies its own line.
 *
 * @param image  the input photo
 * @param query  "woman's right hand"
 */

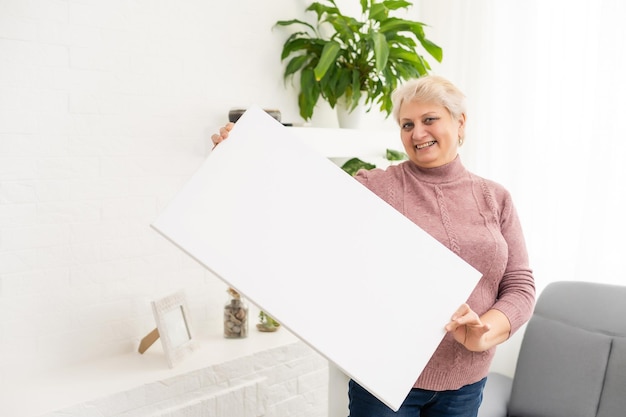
xmin=211 ymin=122 xmax=235 ymax=149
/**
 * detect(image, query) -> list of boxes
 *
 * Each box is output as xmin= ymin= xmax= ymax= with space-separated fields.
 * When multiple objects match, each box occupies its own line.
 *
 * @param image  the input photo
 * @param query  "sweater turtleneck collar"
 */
xmin=404 ymin=154 xmax=467 ymax=184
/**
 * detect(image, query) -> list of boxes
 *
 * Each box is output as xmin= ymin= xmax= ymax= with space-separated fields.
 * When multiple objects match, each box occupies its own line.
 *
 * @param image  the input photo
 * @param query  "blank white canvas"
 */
xmin=151 ymin=106 xmax=482 ymax=411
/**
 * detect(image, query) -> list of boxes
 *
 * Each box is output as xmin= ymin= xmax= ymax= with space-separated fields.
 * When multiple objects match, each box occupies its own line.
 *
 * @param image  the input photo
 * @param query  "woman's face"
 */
xmin=398 ymin=100 xmax=465 ymax=169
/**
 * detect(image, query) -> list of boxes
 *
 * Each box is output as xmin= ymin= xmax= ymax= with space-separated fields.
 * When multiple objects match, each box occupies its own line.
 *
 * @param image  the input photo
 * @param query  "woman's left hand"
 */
xmin=445 ymin=303 xmax=492 ymax=352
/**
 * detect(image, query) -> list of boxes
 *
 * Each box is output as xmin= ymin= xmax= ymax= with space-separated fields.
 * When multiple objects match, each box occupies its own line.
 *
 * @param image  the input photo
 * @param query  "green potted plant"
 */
xmin=275 ymin=0 xmax=442 ymax=122
xmin=257 ymin=311 xmax=281 ymax=332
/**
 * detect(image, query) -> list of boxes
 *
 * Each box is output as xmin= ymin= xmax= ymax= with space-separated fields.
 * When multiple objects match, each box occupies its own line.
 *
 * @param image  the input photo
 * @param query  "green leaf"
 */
xmin=307 ymin=1 xmax=341 ymax=20
xmin=280 ymin=35 xmax=309 ymax=60
xmin=413 ymin=54 xmax=429 ymax=75
xmin=333 ymin=69 xmax=352 ymax=104
xmin=284 ymin=55 xmax=311 ymax=78
xmin=372 ymin=32 xmax=389 ymax=73
xmin=326 ymin=14 xmax=362 ymax=40
xmin=388 ymin=46 xmax=419 ymax=60
xmin=383 ymin=0 xmax=412 ymax=10
xmin=314 ymin=41 xmax=341 ymax=80
xmin=298 ymin=68 xmax=320 ymax=120
xmin=386 ymin=148 xmax=408 ymax=161
xmin=379 ymin=17 xmax=423 ymax=34
xmin=418 ymin=37 xmax=443 ymax=62
xmin=388 ymin=33 xmax=417 ymax=49
xmin=359 ymin=0 xmax=369 ymax=15
xmin=275 ymin=19 xmax=316 ymax=33
xmin=349 ymin=69 xmax=361 ymax=107
xmin=340 ymin=158 xmax=376 ymax=176
xmin=392 ymin=61 xmax=420 ymax=80
xmin=368 ymin=3 xmax=388 ymax=21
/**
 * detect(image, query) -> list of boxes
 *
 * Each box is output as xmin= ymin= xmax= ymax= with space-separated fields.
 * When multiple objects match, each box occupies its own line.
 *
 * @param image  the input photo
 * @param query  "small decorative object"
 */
xmin=224 ymin=287 xmax=248 ymax=338
xmin=275 ymin=0 xmax=442 ymax=123
xmin=257 ymin=310 xmax=281 ymax=332
xmin=139 ymin=290 xmax=198 ymax=368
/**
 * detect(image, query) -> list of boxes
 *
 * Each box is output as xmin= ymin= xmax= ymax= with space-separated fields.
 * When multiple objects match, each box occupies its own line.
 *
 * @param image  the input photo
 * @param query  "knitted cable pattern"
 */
xmin=434 ymin=184 xmax=461 ymax=256
xmin=478 ymin=177 xmax=499 ymax=223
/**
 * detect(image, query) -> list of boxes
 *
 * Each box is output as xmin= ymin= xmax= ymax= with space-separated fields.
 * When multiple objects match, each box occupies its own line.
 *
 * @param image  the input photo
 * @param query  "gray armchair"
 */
xmin=479 ymin=281 xmax=626 ymax=417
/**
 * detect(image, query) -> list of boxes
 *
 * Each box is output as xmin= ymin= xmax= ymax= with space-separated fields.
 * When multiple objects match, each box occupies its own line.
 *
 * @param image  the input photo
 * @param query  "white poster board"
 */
xmin=151 ymin=106 xmax=481 ymax=411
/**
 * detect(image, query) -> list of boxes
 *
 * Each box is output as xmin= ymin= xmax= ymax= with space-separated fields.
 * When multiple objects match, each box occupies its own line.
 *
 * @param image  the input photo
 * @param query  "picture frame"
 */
xmin=150 ymin=290 xmax=198 ymax=368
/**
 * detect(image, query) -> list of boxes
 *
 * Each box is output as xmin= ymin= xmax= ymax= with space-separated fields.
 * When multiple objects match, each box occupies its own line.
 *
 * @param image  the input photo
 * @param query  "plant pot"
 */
xmin=336 ymin=96 xmax=366 ymax=129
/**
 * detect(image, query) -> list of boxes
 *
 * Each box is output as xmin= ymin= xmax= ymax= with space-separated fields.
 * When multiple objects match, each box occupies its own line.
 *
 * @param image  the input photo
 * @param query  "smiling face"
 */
xmin=398 ymin=100 xmax=466 ymax=169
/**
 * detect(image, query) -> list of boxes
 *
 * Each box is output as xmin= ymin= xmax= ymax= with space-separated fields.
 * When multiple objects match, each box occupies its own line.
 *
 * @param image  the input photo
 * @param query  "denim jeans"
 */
xmin=348 ymin=377 xmax=486 ymax=417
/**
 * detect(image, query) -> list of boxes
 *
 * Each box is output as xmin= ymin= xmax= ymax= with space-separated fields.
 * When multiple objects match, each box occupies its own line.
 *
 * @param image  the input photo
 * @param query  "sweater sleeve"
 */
xmin=491 ymin=190 xmax=536 ymax=335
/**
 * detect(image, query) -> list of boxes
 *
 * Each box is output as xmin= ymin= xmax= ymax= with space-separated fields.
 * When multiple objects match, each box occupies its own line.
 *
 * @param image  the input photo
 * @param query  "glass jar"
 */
xmin=223 ymin=287 xmax=248 ymax=339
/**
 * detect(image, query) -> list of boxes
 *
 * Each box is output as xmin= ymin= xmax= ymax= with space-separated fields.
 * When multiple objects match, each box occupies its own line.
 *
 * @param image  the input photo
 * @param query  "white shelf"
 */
xmin=288 ymin=126 xmax=401 ymax=160
xmin=0 ymin=325 xmax=298 ymax=417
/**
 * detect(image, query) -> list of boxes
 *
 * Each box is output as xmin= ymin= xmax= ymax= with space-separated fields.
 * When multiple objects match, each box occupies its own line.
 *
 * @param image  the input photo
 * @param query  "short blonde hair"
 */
xmin=391 ymin=75 xmax=466 ymax=124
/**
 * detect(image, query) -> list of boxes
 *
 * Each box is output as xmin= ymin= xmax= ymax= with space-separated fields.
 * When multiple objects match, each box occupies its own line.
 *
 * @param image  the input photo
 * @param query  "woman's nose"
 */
xmin=412 ymin=123 xmax=426 ymax=139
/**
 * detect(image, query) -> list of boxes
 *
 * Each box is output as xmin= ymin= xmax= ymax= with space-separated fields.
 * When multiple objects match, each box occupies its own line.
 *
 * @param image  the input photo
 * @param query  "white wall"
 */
xmin=0 ymin=0 xmax=402 ymax=392
xmin=0 ymin=0 xmax=313 ymax=380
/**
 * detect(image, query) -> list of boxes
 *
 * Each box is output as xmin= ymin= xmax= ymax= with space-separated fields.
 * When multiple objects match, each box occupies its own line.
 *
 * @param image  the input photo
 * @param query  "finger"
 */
xmin=219 ymin=125 xmax=232 ymax=138
xmin=455 ymin=312 xmax=482 ymax=327
xmin=450 ymin=303 xmax=470 ymax=321
xmin=212 ymin=123 xmax=235 ymax=149
xmin=444 ymin=320 xmax=460 ymax=332
xmin=479 ymin=322 xmax=491 ymax=333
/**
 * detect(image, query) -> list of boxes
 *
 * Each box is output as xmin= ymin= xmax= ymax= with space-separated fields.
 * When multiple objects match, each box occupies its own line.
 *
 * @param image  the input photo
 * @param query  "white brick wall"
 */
xmin=0 ymin=0 xmax=310 ymax=391
xmin=40 ymin=341 xmax=328 ymax=417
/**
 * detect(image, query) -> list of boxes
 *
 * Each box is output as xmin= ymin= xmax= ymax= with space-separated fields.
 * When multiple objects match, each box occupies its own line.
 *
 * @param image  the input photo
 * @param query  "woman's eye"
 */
xmin=401 ymin=122 xmax=414 ymax=130
xmin=423 ymin=117 xmax=439 ymax=125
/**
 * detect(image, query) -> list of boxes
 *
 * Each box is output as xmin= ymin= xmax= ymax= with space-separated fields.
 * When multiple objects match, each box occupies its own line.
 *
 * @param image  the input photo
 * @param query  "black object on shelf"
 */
xmin=229 ymin=108 xmax=281 ymax=123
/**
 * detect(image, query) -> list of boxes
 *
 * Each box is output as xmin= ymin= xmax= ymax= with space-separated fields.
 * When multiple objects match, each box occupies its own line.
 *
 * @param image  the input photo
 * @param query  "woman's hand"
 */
xmin=211 ymin=122 xmax=235 ymax=149
xmin=445 ymin=304 xmax=511 ymax=352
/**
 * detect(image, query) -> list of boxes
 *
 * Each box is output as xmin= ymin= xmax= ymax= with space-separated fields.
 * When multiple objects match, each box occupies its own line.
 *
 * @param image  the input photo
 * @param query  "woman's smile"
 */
xmin=415 ymin=140 xmax=437 ymax=150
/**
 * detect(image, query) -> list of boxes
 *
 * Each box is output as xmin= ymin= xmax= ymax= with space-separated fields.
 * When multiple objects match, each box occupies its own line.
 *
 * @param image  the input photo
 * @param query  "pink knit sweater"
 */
xmin=355 ymin=156 xmax=535 ymax=391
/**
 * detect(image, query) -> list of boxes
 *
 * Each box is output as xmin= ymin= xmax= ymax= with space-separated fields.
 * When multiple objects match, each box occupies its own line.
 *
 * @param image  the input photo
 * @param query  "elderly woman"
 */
xmin=212 ymin=75 xmax=535 ymax=417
